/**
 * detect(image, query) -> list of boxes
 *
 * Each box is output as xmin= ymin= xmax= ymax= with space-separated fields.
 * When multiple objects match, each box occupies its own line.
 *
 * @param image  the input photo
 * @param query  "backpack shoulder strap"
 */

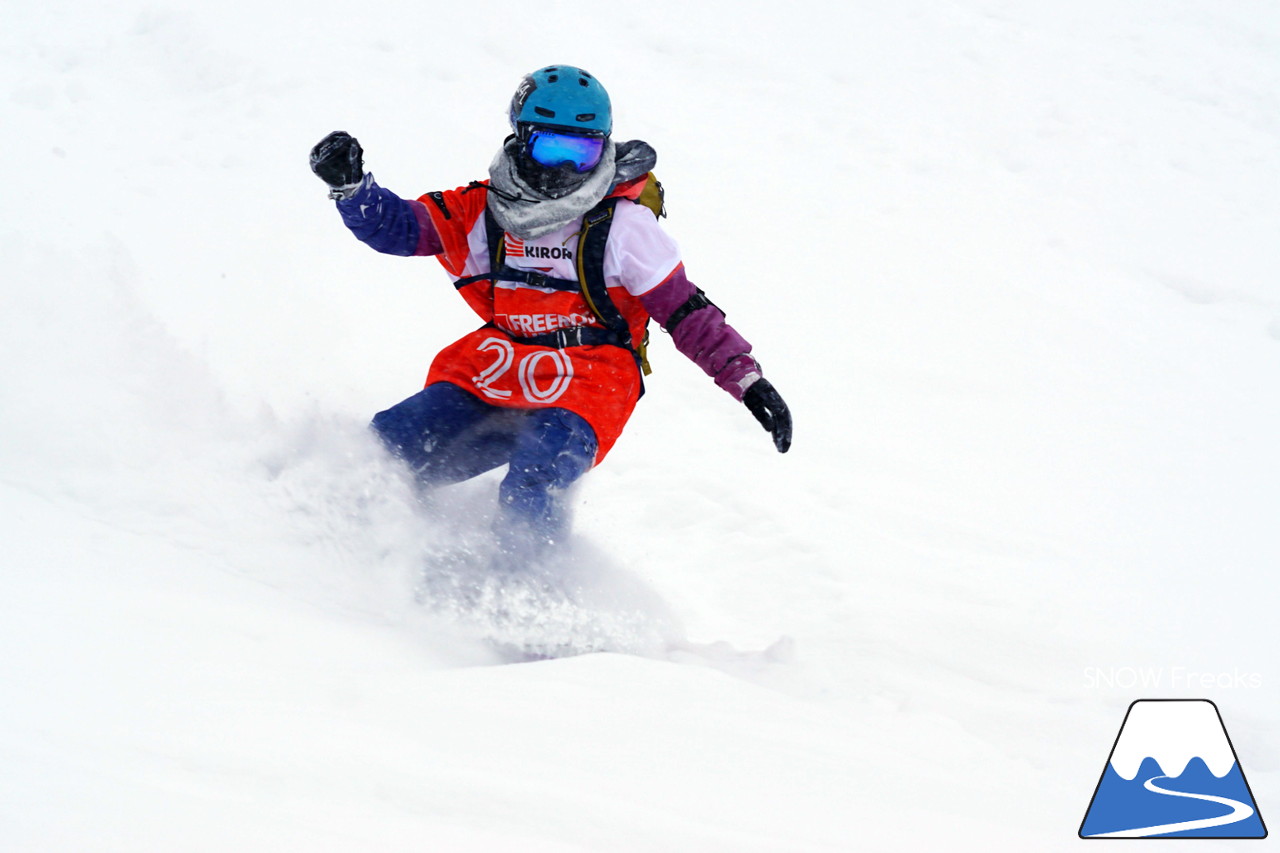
xmin=575 ymin=200 xmax=652 ymax=376
xmin=484 ymin=205 xmax=507 ymax=269
xmin=449 ymin=206 xmax=506 ymax=290
xmin=575 ymin=201 xmax=620 ymax=327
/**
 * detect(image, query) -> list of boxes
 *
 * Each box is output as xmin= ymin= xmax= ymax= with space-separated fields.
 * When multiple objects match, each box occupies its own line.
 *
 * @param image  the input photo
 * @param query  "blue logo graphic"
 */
xmin=1080 ymin=699 xmax=1267 ymax=838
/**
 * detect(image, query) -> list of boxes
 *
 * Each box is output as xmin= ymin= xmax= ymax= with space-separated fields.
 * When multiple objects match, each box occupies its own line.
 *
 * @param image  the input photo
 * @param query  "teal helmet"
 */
xmin=509 ymin=65 xmax=612 ymax=138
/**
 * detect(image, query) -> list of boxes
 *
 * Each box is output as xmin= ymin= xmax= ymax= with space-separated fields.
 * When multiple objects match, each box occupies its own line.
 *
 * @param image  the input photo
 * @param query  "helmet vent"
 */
xmin=534 ymin=106 xmax=556 ymax=118
xmin=578 ymin=77 xmax=590 ymax=87
xmin=576 ymin=113 xmax=596 ymax=122
xmin=548 ymin=74 xmax=559 ymax=83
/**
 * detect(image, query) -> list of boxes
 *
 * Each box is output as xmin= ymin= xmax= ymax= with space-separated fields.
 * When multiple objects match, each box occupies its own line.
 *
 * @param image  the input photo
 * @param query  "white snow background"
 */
xmin=2 ymin=1 xmax=1278 ymax=850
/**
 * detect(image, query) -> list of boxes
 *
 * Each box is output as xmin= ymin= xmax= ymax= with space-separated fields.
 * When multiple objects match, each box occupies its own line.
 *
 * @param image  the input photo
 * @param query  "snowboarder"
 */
xmin=310 ymin=64 xmax=791 ymax=561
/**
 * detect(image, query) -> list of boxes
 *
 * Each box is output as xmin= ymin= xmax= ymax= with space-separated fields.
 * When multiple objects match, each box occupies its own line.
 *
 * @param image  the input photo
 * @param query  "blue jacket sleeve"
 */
xmin=333 ymin=174 xmax=423 ymax=256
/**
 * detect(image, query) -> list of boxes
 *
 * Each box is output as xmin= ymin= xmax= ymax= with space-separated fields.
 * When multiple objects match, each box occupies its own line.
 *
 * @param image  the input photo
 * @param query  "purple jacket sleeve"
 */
xmin=641 ymin=266 xmax=763 ymax=401
xmin=333 ymin=174 xmax=443 ymax=257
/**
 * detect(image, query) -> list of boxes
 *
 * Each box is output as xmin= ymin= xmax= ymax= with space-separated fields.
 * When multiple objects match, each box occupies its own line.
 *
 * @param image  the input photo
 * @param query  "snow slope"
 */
xmin=2 ymin=1 xmax=1277 ymax=849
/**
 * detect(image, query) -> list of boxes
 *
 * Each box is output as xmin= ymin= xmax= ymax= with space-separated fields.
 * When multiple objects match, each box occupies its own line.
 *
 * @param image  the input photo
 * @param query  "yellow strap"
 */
xmin=638 ymin=329 xmax=652 ymax=376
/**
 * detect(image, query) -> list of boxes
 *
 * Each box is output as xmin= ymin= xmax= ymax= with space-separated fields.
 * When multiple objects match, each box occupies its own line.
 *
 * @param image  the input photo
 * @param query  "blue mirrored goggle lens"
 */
xmin=527 ymin=130 xmax=605 ymax=173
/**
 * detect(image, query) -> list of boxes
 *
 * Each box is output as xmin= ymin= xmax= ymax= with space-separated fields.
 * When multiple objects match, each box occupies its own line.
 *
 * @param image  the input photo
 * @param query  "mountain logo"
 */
xmin=1080 ymin=699 xmax=1267 ymax=839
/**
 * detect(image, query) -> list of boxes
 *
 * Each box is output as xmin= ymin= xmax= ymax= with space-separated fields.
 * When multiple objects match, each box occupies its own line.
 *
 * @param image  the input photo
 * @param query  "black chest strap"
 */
xmin=488 ymin=323 xmax=629 ymax=350
xmin=451 ymin=208 xmax=582 ymax=292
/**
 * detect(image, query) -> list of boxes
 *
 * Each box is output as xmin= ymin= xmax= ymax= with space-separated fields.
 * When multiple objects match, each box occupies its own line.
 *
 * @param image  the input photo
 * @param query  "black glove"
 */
xmin=309 ymin=131 xmax=364 ymax=188
xmin=743 ymin=378 xmax=792 ymax=453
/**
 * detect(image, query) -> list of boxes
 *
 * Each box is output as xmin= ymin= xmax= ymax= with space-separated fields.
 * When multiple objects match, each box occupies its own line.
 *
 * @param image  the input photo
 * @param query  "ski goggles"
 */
xmin=526 ymin=129 xmax=606 ymax=173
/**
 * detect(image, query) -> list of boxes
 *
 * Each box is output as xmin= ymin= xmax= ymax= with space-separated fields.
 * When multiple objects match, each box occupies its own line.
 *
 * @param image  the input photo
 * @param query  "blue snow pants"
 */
xmin=370 ymin=381 xmax=598 ymax=552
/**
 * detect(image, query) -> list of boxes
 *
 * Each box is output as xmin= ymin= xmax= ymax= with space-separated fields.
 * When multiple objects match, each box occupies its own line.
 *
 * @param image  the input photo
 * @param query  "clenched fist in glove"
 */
xmin=310 ymin=131 xmax=364 ymax=198
xmin=743 ymin=378 xmax=792 ymax=453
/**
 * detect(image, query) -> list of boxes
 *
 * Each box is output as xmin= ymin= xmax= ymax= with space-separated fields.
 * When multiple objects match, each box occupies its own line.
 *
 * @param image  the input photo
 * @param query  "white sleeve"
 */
xmin=602 ymin=199 xmax=683 ymax=297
